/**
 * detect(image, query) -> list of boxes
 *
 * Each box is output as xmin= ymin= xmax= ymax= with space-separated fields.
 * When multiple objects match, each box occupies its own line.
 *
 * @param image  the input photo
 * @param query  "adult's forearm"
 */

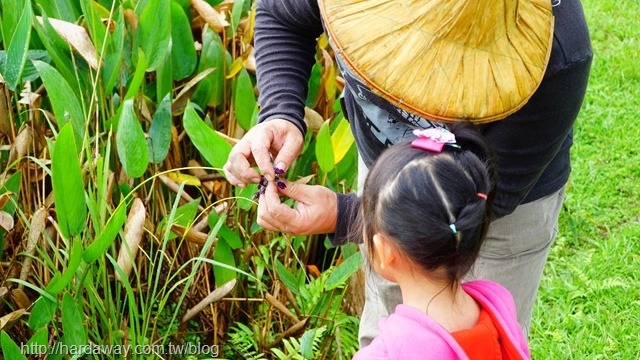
xmin=254 ymin=0 xmax=324 ymax=135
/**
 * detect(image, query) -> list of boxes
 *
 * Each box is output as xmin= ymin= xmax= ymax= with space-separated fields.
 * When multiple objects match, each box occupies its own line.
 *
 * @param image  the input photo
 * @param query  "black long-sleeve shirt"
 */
xmin=254 ymin=0 xmax=593 ymax=245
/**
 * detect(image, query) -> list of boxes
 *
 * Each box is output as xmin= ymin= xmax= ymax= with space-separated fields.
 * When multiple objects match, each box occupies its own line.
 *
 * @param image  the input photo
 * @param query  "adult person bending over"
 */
xmin=223 ymin=0 xmax=592 ymax=346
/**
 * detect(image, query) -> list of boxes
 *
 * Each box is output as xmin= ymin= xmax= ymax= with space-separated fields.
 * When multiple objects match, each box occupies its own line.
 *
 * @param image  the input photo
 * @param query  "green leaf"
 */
xmin=0 ymin=171 xmax=22 ymax=215
xmin=26 ymin=327 xmax=50 ymax=351
xmin=315 ymin=121 xmax=335 ymax=173
xmin=1 ymin=331 xmax=27 ymax=360
xmin=102 ymin=9 xmax=124 ymax=92
xmin=274 ymin=258 xmax=301 ymax=295
xmin=123 ymin=49 xmax=147 ymax=101
xmin=147 ymin=93 xmax=172 ymax=164
xmin=45 ymin=239 xmax=84 ymax=295
xmin=61 ymin=293 xmax=88 ymax=348
xmin=0 ymin=0 xmax=24 ymax=44
xmin=52 ymin=124 xmax=86 ymax=238
xmin=79 ymin=0 xmax=106 ymax=60
xmin=1 ymin=0 xmax=31 ymax=90
xmin=193 ymin=27 xmax=225 ymax=107
xmin=234 ymin=183 xmax=258 ymax=211
xmin=208 ymin=211 xmax=242 ymax=249
xmin=183 ymin=102 xmax=231 ymax=170
xmin=37 ymin=0 xmax=79 ymax=22
xmin=227 ymin=0 xmax=245 ymax=38
xmin=33 ymin=60 xmax=85 ymax=145
xmin=28 ymin=296 xmax=58 ymax=329
xmin=233 ymin=67 xmax=256 ymax=130
xmin=158 ymin=198 xmax=200 ymax=240
xmin=156 ymin=47 xmax=173 ymax=102
xmin=331 ymin=116 xmax=355 ymax=164
xmin=116 ymin=99 xmax=149 ymax=178
xmin=306 ymin=62 xmax=322 ymax=107
xmin=325 ymin=252 xmax=363 ymax=291
xmin=170 ymin=1 xmax=196 ymax=80
xmin=213 ymin=237 xmax=236 ymax=287
xmin=138 ymin=0 xmax=171 ymax=71
xmin=83 ymin=203 xmax=127 ymax=263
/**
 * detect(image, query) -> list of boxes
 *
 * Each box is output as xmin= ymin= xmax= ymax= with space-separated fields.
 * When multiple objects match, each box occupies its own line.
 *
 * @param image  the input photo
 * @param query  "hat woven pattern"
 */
xmin=320 ymin=0 xmax=554 ymax=123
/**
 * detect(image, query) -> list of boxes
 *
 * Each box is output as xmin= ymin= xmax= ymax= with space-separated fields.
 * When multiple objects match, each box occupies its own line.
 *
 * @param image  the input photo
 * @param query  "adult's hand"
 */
xmin=257 ymin=180 xmax=338 ymax=236
xmin=223 ymin=119 xmax=304 ymax=187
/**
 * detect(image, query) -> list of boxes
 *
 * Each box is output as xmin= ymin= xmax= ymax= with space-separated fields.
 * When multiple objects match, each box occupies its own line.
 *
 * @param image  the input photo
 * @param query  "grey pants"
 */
xmin=356 ymin=156 xmax=565 ymax=346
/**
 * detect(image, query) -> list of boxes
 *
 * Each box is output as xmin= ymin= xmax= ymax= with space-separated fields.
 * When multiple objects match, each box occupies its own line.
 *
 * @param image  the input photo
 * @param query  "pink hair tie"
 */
xmin=411 ymin=127 xmax=458 ymax=153
xmin=476 ymin=193 xmax=488 ymax=200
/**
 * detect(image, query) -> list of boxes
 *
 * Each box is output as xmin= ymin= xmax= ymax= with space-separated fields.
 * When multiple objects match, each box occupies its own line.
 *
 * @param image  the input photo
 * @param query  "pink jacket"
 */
xmin=353 ymin=280 xmax=531 ymax=360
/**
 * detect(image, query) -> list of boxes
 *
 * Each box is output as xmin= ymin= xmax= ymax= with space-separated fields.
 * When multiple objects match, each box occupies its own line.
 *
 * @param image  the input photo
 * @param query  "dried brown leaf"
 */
xmin=170 ymin=224 xmax=209 ymax=245
xmin=0 ymin=309 xmax=26 ymax=331
xmin=172 ymin=68 xmax=216 ymax=116
xmin=0 ymin=84 xmax=11 ymax=135
xmin=191 ymin=0 xmax=229 ymax=33
xmin=18 ymin=81 xmax=40 ymax=106
xmin=36 ymin=17 xmax=99 ymax=70
xmin=304 ymin=107 xmax=324 ymax=132
xmin=8 ymin=125 xmax=33 ymax=164
xmin=18 ymin=207 xmax=47 ymax=287
xmin=0 ymin=192 xmax=13 ymax=210
xmin=115 ymin=198 xmax=146 ymax=281
xmin=0 ymin=211 xmax=14 ymax=231
xmin=11 ymin=288 xmax=32 ymax=309
xmin=181 ymin=278 xmax=236 ymax=323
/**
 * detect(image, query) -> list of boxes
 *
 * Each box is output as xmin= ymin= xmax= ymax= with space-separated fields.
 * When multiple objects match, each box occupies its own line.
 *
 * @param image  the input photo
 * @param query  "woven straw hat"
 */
xmin=319 ymin=0 xmax=554 ymax=123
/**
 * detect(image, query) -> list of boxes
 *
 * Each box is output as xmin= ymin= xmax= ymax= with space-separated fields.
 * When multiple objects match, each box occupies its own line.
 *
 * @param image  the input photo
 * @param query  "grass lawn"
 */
xmin=529 ymin=0 xmax=640 ymax=358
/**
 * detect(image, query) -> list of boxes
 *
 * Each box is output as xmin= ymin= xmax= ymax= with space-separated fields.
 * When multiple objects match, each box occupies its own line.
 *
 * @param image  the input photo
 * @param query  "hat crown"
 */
xmin=320 ymin=0 xmax=554 ymax=123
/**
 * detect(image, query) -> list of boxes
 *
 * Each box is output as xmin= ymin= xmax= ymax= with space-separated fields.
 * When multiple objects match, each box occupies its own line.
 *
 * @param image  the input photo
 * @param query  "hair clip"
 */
xmin=411 ymin=127 xmax=459 ymax=153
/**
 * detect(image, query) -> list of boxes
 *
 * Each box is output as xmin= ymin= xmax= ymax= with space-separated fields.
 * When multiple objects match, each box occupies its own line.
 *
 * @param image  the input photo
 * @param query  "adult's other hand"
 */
xmin=257 ymin=180 xmax=338 ymax=236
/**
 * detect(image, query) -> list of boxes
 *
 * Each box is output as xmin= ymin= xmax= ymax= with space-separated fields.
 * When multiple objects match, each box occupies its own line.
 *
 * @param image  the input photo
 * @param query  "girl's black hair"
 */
xmin=360 ymin=122 xmax=497 ymax=284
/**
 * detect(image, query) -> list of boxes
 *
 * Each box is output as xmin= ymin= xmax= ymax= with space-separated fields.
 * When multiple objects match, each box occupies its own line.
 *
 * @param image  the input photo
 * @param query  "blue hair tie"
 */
xmin=449 ymin=224 xmax=457 ymax=234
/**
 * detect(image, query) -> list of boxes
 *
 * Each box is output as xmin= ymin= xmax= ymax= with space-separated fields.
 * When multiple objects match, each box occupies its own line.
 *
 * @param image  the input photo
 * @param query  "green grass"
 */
xmin=529 ymin=0 xmax=640 ymax=358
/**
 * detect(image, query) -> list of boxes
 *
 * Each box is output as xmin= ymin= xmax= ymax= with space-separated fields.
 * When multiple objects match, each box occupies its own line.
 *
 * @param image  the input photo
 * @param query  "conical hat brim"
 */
xmin=319 ymin=0 xmax=554 ymax=123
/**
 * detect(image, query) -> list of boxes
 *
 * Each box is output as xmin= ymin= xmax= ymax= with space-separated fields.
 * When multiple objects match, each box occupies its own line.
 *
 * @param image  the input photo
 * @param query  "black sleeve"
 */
xmin=254 ymin=0 xmax=325 ymax=135
xmin=329 ymin=192 xmax=362 ymax=246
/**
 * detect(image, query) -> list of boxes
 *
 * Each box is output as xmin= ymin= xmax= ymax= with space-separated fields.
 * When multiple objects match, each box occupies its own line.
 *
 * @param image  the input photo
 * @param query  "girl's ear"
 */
xmin=372 ymin=233 xmax=398 ymax=282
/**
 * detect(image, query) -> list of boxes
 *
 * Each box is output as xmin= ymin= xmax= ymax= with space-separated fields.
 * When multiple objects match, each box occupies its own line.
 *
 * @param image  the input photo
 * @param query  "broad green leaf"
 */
xmin=33 ymin=60 xmax=85 ymax=145
xmin=0 ymin=0 xmax=24 ymax=44
xmin=274 ymin=258 xmax=301 ymax=295
xmin=183 ymin=102 xmax=231 ymax=170
xmin=0 ymin=171 xmax=21 ymax=215
xmin=324 ymin=63 xmax=337 ymax=100
xmin=156 ymin=46 xmax=173 ymax=101
xmin=159 ymin=198 xmax=200 ymax=240
xmin=234 ymin=183 xmax=258 ymax=211
xmin=26 ymin=327 xmax=50 ymax=350
xmin=193 ymin=27 xmax=225 ymax=107
xmin=61 ymin=293 xmax=88 ymax=348
xmin=325 ymin=252 xmax=363 ymax=291
xmin=37 ymin=0 xmax=79 ymax=22
xmin=51 ymin=124 xmax=86 ymax=238
xmin=116 ymin=99 xmax=149 ymax=178
xmin=102 ymin=9 xmax=124 ymax=92
xmin=208 ymin=211 xmax=242 ymax=249
xmin=331 ymin=116 xmax=355 ymax=164
xmin=300 ymin=327 xmax=326 ymax=359
xmin=79 ymin=0 xmax=106 ymax=61
xmin=213 ymin=237 xmax=236 ymax=287
xmin=2 ymin=0 xmax=32 ymax=90
xmin=45 ymin=238 xmax=83 ymax=295
xmin=83 ymin=203 xmax=126 ymax=263
xmin=0 ymin=50 xmax=51 ymax=83
xmin=123 ymin=49 xmax=146 ymax=101
xmin=1 ymin=331 xmax=27 ymax=360
xmin=147 ymin=93 xmax=172 ymax=164
xmin=227 ymin=0 xmax=245 ymax=38
xmin=306 ymin=62 xmax=322 ymax=107
xmin=28 ymin=296 xmax=58 ymax=329
xmin=170 ymin=1 xmax=196 ymax=80
xmin=233 ymin=67 xmax=256 ymax=130
xmin=138 ymin=0 xmax=171 ymax=71
xmin=315 ymin=121 xmax=335 ymax=173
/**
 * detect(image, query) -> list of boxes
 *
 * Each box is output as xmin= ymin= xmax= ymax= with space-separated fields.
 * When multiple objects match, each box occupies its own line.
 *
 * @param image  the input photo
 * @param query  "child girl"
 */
xmin=354 ymin=124 xmax=530 ymax=359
